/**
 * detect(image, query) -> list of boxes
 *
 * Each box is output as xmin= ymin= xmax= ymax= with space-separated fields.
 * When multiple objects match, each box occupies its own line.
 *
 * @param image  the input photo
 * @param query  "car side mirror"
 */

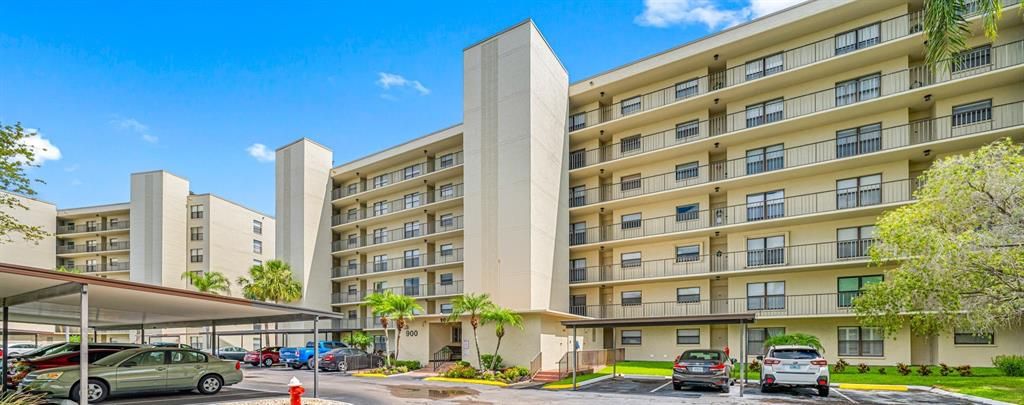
xmin=755 ymin=356 xmax=763 ymax=361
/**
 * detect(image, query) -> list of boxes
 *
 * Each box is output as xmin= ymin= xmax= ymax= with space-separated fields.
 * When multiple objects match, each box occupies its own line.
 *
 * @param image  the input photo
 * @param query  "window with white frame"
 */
xmin=836 ymin=174 xmax=882 ymax=209
xmin=954 ymin=330 xmax=994 ymax=345
xmin=620 ymin=135 xmax=641 ymax=154
xmin=676 ymin=287 xmax=700 ymax=303
xmin=252 ymin=240 xmax=262 ymax=254
xmin=621 ymin=330 xmax=642 ymax=345
xmin=675 ymin=120 xmax=699 ymax=141
xmin=621 ymin=252 xmax=642 ymax=268
xmin=838 ymin=326 xmax=884 ymax=356
xmin=675 ymin=78 xmax=699 ymax=99
xmin=372 ymin=201 xmax=389 ymax=216
xmin=253 ymin=220 xmax=262 ymax=235
xmin=835 ymin=23 xmax=880 ymax=55
xmin=621 ymin=213 xmax=642 ymax=229
xmin=952 ymin=100 xmax=992 ymax=126
xmin=745 ymin=53 xmax=784 ymax=80
xmin=404 ymin=193 xmax=421 ymax=209
xmin=676 ymin=329 xmax=700 ymax=345
xmin=835 ymin=74 xmax=880 ymax=106
xmin=190 ymin=248 xmax=204 ymax=263
xmin=747 ymin=281 xmax=785 ymax=310
xmin=621 ymin=291 xmax=642 ymax=306
xmin=621 ymin=96 xmax=641 ymax=115
xmin=675 ymin=162 xmax=699 ymax=181
xmin=745 ymin=99 xmax=784 ymax=128
xmin=675 ymin=245 xmax=700 ymax=263
xmin=620 ymin=174 xmax=641 ymax=192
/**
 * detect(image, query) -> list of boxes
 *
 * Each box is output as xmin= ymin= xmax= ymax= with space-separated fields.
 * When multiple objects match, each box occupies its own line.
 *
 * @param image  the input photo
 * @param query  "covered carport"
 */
xmin=561 ymin=313 xmax=756 ymax=395
xmin=0 ymin=262 xmax=343 ymax=403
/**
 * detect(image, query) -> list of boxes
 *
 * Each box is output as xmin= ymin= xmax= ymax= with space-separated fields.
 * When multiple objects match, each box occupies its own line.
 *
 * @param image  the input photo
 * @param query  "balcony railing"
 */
xmin=60 ymin=261 xmax=131 ymax=273
xmin=566 ymin=3 xmax=1022 ymax=133
xmin=569 ymin=239 xmax=874 ymax=284
xmin=332 ymin=281 xmax=465 ymax=304
xmin=56 ymin=241 xmax=131 ymax=254
xmin=331 ymin=151 xmax=464 ymax=200
xmin=332 ymin=248 xmax=465 ymax=278
xmin=331 ymin=216 xmax=464 ymax=252
xmin=332 ymin=319 xmax=363 ymax=330
xmin=568 ymin=292 xmax=859 ymax=319
xmin=332 ymin=184 xmax=464 ymax=226
xmin=569 ymin=100 xmax=1024 ymax=206
xmin=56 ymin=221 xmax=130 ymax=235
xmin=570 ymin=178 xmax=916 ymax=246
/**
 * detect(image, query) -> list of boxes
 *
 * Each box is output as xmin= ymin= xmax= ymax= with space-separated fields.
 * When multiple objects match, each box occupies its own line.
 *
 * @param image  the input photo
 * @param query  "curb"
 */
xmin=423 ymin=377 xmax=510 ymax=387
xmin=543 ymin=374 xmax=615 ymax=390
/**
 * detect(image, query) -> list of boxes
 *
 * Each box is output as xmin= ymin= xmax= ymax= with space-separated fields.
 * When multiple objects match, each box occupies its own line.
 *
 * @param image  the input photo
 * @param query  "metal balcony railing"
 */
xmin=332 ymin=281 xmax=465 ymax=304
xmin=60 ymin=261 xmax=131 ymax=273
xmin=331 ymin=216 xmax=464 ymax=252
xmin=56 ymin=241 xmax=131 ymax=254
xmin=568 ymin=292 xmax=860 ymax=319
xmin=570 ymin=179 xmax=917 ymax=246
xmin=331 ymin=248 xmax=465 ymax=278
xmin=332 ymin=319 xmax=363 ymax=330
xmin=331 ymin=151 xmax=464 ymax=200
xmin=569 ymin=100 xmax=1024 ymax=206
xmin=569 ymin=239 xmax=875 ymax=284
xmin=332 ymin=184 xmax=464 ymax=226
xmin=566 ymin=3 xmax=1021 ymax=133
xmin=56 ymin=221 xmax=130 ymax=235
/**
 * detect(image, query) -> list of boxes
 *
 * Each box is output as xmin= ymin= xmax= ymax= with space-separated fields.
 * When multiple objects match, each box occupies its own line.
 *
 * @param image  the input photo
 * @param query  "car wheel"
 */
xmin=70 ymin=379 xmax=109 ymax=403
xmin=672 ymin=383 xmax=681 ymax=391
xmin=262 ymin=357 xmax=274 ymax=367
xmin=720 ymin=384 xmax=730 ymax=393
xmin=759 ymin=381 xmax=770 ymax=393
xmin=198 ymin=374 xmax=224 ymax=395
xmin=818 ymin=386 xmax=830 ymax=397
xmin=307 ymin=358 xmax=316 ymax=370
xmin=339 ymin=362 xmax=348 ymax=372
xmin=290 ymin=364 xmax=302 ymax=370
xmin=374 ymin=358 xmax=384 ymax=368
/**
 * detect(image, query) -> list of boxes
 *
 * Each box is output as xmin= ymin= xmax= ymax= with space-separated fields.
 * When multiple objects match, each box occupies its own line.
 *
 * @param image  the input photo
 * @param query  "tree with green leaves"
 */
xmin=235 ymin=260 xmax=302 ymax=303
xmin=365 ymin=291 xmax=395 ymax=367
xmin=55 ymin=266 xmax=81 ymax=274
xmin=922 ymin=0 xmax=1014 ymax=71
xmin=387 ymin=294 xmax=423 ymax=362
xmin=343 ymin=331 xmax=373 ymax=351
xmin=0 ymin=122 xmax=50 ymax=244
xmin=763 ymin=333 xmax=825 ymax=352
xmin=181 ymin=271 xmax=232 ymax=295
xmin=480 ymin=306 xmax=523 ymax=371
xmin=854 ymin=138 xmax=1024 ymax=337
xmin=446 ymin=293 xmax=495 ymax=369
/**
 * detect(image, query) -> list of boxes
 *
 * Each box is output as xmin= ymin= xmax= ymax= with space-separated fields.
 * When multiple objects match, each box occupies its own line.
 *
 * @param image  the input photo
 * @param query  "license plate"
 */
xmin=788 ymin=364 xmax=802 ymax=370
xmin=690 ymin=367 xmax=705 ymax=373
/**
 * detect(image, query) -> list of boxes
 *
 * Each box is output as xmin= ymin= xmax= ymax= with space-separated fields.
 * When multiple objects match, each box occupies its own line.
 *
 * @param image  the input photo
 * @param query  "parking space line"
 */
xmin=833 ymin=388 xmax=858 ymax=404
xmin=650 ymin=381 xmax=672 ymax=393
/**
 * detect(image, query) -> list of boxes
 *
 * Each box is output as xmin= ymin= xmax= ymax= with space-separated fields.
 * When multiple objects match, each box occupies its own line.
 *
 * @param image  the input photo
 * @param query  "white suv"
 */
xmin=757 ymin=345 xmax=830 ymax=397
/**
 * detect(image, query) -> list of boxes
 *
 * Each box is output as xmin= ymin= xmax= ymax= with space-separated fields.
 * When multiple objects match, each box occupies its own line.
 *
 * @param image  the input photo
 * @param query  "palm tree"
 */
xmin=481 ymin=306 xmax=523 ymax=371
xmin=365 ymin=291 xmax=395 ymax=367
xmin=386 ymin=294 xmax=424 ymax=363
xmin=235 ymin=260 xmax=302 ymax=303
xmin=446 ymin=293 xmax=495 ymax=369
xmin=763 ymin=333 xmax=825 ymax=352
xmin=181 ymin=271 xmax=231 ymax=295
xmin=923 ymin=0 xmax=1007 ymax=71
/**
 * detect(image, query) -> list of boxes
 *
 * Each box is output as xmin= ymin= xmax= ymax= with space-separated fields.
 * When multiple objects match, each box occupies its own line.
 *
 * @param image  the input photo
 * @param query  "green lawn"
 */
xmin=545 ymin=361 xmax=1024 ymax=404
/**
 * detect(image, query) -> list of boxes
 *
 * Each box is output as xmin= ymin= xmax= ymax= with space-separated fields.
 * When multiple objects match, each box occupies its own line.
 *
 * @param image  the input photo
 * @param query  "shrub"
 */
xmin=833 ymin=359 xmax=849 ymax=373
xmin=993 ymin=355 xmax=1024 ymax=377
xmin=481 ymin=354 xmax=505 ymax=370
xmin=956 ymin=365 xmax=973 ymax=377
xmin=748 ymin=359 xmax=762 ymax=373
xmin=393 ymin=360 xmax=422 ymax=370
xmin=503 ymin=366 xmax=530 ymax=381
xmin=455 ymin=360 xmax=471 ymax=368
xmin=896 ymin=363 xmax=912 ymax=376
xmin=878 ymin=367 xmax=886 ymax=375
xmin=762 ymin=333 xmax=824 ymax=352
xmin=857 ymin=363 xmax=870 ymax=373
xmin=916 ymin=364 xmax=932 ymax=376
xmin=444 ymin=364 xmax=479 ymax=379
xmin=938 ymin=363 xmax=951 ymax=376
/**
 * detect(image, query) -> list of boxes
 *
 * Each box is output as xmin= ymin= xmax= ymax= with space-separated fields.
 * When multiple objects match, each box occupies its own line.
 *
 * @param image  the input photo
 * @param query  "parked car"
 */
xmin=13 ymin=343 xmax=142 ymax=361
xmin=758 ymin=345 xmax=830 ymax=397
xmin=280 ymin=341 xmax=346 ymax=369
xmin=672 ymin=349 xmax=733 ymax=392
xmin=243 ymin=347 xmax=282 ymax=367
xmin=7 ymin=344 xmax=39 ymax=356
xmin=8 ymin=349 xmax=121 ymax=387
xmin=215 ymin=346 xmax=248 ymax=361
xmin=319 ymin=348 xmax=383 ymax=372
xmin=151 ymin=342 xmax=194 ymax=349
xmin=20 ymin=347 xmax=243 ymax=403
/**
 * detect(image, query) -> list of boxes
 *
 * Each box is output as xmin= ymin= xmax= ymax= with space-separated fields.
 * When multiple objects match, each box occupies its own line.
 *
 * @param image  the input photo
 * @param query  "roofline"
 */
xmin=464 ymin=18 xmax=567 ymax=74
xmin=275 ymin=137 xmax=332 ymax=153
xmin=191 ymin=193 xmax=275 ymax=220
xmin=330 ymin=122 xmax=464 ymax=172
xmin=0 ymin=190 xmax=56 ymax=207
xmin=131 ymin=169 xmax=189 ymax=182
xmin=57 ymin=202 xmax=131 ymax=214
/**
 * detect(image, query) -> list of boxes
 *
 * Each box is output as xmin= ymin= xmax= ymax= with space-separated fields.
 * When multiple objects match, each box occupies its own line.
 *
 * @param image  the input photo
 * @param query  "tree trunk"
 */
xmin=490 ymin=337 xmax=503 ymax=371
xmin=395 ymin=325 xmax=402 ymax=362
xmin=472 ymin=324 xmax=483 ymax=369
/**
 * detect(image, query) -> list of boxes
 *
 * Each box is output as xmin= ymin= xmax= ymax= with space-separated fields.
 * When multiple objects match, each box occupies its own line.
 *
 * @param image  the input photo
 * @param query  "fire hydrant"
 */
xmin=288 ymin=376 xmax=305 ymax=405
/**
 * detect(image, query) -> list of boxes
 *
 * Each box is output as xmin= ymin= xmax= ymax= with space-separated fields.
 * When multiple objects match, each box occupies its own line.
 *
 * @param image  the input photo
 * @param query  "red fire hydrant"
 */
xmin=288 ymin=376 xmax=305 ymax=405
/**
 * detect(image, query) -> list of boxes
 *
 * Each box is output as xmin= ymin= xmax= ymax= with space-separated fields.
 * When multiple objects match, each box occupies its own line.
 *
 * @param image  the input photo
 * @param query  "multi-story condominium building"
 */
xmin=278 ymin=0 xmax=1024 ymax=369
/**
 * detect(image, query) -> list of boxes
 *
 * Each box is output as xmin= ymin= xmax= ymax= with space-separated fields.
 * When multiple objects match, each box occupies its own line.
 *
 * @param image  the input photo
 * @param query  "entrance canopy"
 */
xmin=560 ymin=313 xmax=756 ymax=328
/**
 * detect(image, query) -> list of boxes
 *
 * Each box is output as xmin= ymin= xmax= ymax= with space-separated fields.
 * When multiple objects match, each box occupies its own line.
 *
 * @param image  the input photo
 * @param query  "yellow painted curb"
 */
xmin=424 ymin=377 xmax=509 ymax=387
xmin=837 ymin=383 xmax=909 ymax=391
xmin=542 ymin=383 xmax=575 ymax=390
xmin=354 ymin=373 xmax=389 ymax=378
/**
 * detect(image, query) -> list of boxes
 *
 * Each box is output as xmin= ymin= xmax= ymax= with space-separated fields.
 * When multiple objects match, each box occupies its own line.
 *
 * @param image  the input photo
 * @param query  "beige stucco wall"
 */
xmin=129 ymin=171 xmax=189 ymax=287
xmin=0 ymin=192 xmax=56 ymax=269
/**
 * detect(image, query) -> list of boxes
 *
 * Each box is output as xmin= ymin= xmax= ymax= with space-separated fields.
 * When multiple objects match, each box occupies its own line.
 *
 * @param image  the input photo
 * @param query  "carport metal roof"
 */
xmin=560 ymin=313 xmax=756 ymax=328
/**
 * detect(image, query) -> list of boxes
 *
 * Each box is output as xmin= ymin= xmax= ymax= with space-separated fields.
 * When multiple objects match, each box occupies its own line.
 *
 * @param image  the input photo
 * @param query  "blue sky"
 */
xmin=0 ymin=0 xmax=798 ymax=215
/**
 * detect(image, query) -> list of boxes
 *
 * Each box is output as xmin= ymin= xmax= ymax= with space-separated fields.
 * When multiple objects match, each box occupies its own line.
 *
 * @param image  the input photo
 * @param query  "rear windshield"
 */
xmin=771 ymin=349 xmax=820 ymax=359
xmin=680 ymin=351 xmax=723 ymax=361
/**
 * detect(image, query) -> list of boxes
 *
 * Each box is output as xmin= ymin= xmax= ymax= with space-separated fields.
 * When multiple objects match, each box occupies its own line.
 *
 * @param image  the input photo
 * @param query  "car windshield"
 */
xmin=680 ymin=351 xmax=723 ymax=361
xmin=92 ymin=349 xmax=143 ymax=366
xmin=18 ymin=343 xmax=64 ymax=358
xmin=40 ymin=344 xmax=75 ymax=357
xmin=771 ymin=349 xmax=820 ymax=359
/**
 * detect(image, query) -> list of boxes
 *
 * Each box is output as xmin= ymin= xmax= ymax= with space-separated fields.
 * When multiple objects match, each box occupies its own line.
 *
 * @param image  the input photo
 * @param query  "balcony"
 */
xmin=331 ymin=216 xmax=464 ymax=253
xmin=332 ymin=281 xmax=465 ymax=305
xmin=56 ymin=241 xmax=131 ymax=255
xmin=570 ymin=239 xmax=874 ymax=285
xmin=569 ymin=101 xmax=1024 ymax=207
xmin=570 ymin=178 xmax=916 ymax=247
xmin=60 ymin=261 xmax=131 ymax=274
xmin=331 ymin=151 xmax=464 ymax=201
xmin=332 ymin=319 xmax=363 ymax=330
xmin=569 ymin=292 xmax=859 ymax=319
xmin=56 ymin=221 xmax=130 ymax=235
xmin=332 ymin=248 xmax=464 ymax=278
xmin=332 ymin=184 xmax=464 ymax=227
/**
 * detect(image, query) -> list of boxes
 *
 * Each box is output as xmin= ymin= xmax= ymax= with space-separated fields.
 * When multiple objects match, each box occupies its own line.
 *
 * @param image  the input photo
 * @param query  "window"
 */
xmin=745 ymin=53 xmax=784 ymax=80
xmin=129 ymin=351 xmax=167 ymax=367
xmin=570 ymin=295 xmax=587 ymax=316
xmin=404 ymin=249 xmax=421 ymax=268
xmin=676 ymin=204 xmax=699 ymax=221
xmin=676 ymin=287 xmax=700 ymax=303
xmin=372 ymin=201 xmax=389 ymax=216
xmin=109 ymin=218 xmax=119 ymax=228
xmin=838 ymin=275 xmax=883 ymax=307
xmin=439 ymin=153 xmax=456 ymax=169
xmin=85 ymin=260 xmax=97 ymax=272
xmin=954 ymin=331 xmax=994 ymax=345
xmin=190 ymin=226 xmax=204 ymax=241
xmin=621 ymin=96 xmax=641 ymax=115
xmin=676 ymin=329 xmax=700 ymax=345
xmin=570 ymin=186 xmax=586 ymax=207
xmin=569 ymin=149 xmax=587 ymax=169
xmin=253 ymin=220 xmax=263 ymax=235
xmin=569 ymin=113 xmax=587 ymax=131
xmin=745 ymin=99 xmax=784 ymax=128
xmin=675 ymin=120 xmax=699 ymax=140
xmin=621 ymin=252 xmax=642 ymax=268
xmin=836 ymin=74 xmax=880 ymax=106
xmin=404 ymin=193 xmax=421 ymax=209
xmin=85 ymin=220 xmax=97 ymax=232
xmin=569 ymin=258 xmax=587 ymax=282
xmin=403 ymin=278 xmax=420 ymax=296
xmin=621 ymin=213 xmax=641 ymax=229
xmin=170 ymin=351 xmax=206 ymax=364
xmin=190 ymin=205 xmax=204 ymax=219
xmin=837 ymin=174 xmax=881 ymax=209
xmin=621 ymin=330 xmax=642 ymax=345
xmin=953 ymin=45 xmax=991 ymax=73
xmin=621 ymin=291 xmax=642 ymax=306
xmin=952 ymin=100 xmax=992 ymax=126
xmin=571 ymin=222 xmax=587 ymax=245
xmin=838 ymin=327 xmax=884 ymax=356
xmin=346 ymin=208 xmax=358 ymax=221
xmin=675 ymin=245 xmax=699 ymax=263
xmin=190 ymin=248 xmax=204 ymax=263
xmin=620 ymin=135 xmax=641 ymax=154
xmin=404 ymin=221 xmax=420 ymax=238
xmin=372 ymin=175 xmax=389 ymax=188
xmin=451 ymin=326 xmax=462 ymax=342
xmin=253 ymin=259 xmax=262 ymax=266
xmin=837 ymin=225 xmax=876 ymax=258
xmin=746 ymin=236 xmax=785 ymax=267
xmin=746 ymin=144 xmax=784 ymax=174
xmin=346 ymin=259 xmax=358 ymax=271
xmin=440 ymin=273 xmax=454 ymax=286
xmin=675 ymin=78 xmax=699 ymax=99
xmin=347 ymin=310 xmax=357 ymax=319
xmin=747 ymin=281 xmax=785 ymax=310
xmin=620 ymin=174 xmax=641 ymax=192
xmin=675 ymin=162 xmax=699 ymax=181
xmin=373 ymin=255 xmax=388 ymax=272
xmin=746 ymin=190 xmax=784 ymax=221
xmin=439 ymin=214 xmax=454 ymax=228
xmin=346 ymin=183 xmax=358 ymax=195
xmin=372 ymin=281 xmax=387 ymax=293
xmin=372 ymin=228 xmax=388 ymax=244
xmin=835 ymin=23 xmax=880 ymax=55
xmin=347 ymin=233 xmax=358 ymax=245
xmin=439 ymin=184 xmax=455 ymax=199
xmin=439 ymin=243 xmax=454 ymax=258
xmin=836 ymin=123 xmax=882 ymax=158
xmin=86 ymin=240 xmax=98 ymax=251
xmin=403 ymin=164 xmax=421 ymax=180
xmin=440 ymin=303 xmax=454 ymax=314
xmin=747 ymin=327 xmax=785 ymax=355
xmin=253 ymin=240 xmax=262 ymax=254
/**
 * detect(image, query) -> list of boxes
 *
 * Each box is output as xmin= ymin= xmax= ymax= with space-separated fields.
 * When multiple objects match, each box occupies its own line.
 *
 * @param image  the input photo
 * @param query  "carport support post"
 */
xmin=313 ymin=315 xmax=320 ymax=398
xmin=739 ymin=322 xmax=747 ymax=398
xmin=2 ymin=302 xmax=8 ymax=394
xmin=571 ymin=326 xmax=577 ymax=390
xmin=211 ymin=322 xmax=218 ymax=355
xmin=80 ymin=284 xmax=89 ymax=405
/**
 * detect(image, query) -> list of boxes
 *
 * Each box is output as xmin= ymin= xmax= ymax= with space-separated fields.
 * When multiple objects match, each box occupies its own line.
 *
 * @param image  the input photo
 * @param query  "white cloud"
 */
xmin=141 ymin=134 xmax=159 ymax=143
xmin=111 ymin=117 xmax=158 ymax=143
xmin=375 ymin=72 xmax=430 ymax=96
xmin=635 ymin=0 xmax=803 ymax=30
xmin=246 ymin=143 xmax=275 ymax=163
xmin=19 ymin=129 xmax=62 ymax=166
